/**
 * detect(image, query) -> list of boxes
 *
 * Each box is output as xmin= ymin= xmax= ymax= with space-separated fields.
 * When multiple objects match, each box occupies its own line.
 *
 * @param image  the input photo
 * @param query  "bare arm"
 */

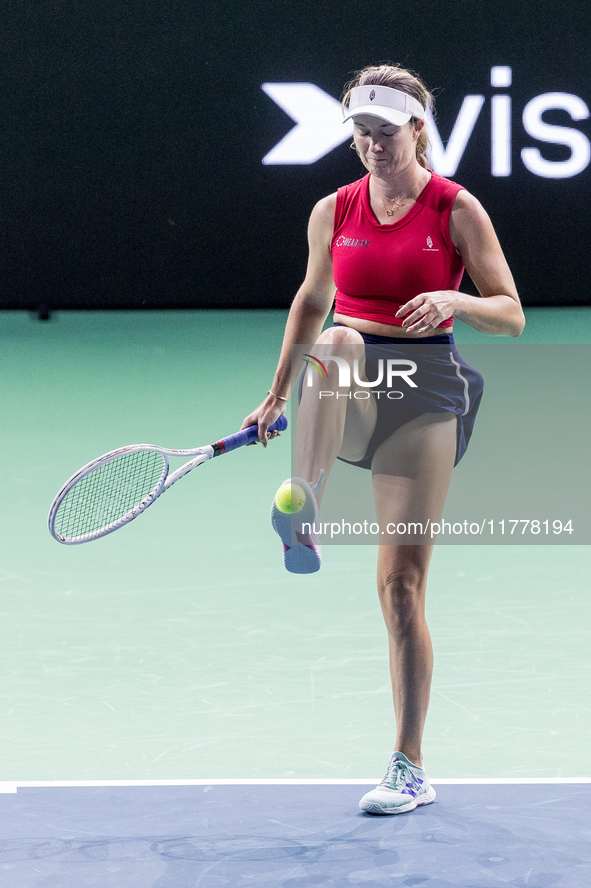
xmin=241 ymin=193 xmax=337 ymax=444
xmin=397 ymin=190 xmax=525 ymax=337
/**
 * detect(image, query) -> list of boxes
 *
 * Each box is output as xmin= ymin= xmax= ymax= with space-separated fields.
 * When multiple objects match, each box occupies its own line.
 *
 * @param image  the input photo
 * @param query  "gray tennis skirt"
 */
xmin=298 ymin=325 xmax=484 ymax=471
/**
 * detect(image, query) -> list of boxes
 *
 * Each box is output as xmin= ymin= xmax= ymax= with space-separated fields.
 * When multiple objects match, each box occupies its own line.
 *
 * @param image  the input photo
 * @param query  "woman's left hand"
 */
xmin=395 ymin=290 xmax=458 ymax=333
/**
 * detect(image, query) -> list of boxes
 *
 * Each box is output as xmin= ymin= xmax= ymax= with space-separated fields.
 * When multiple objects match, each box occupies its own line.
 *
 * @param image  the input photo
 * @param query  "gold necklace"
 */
xmin=383 ymin=187 xmax=414 ymax=217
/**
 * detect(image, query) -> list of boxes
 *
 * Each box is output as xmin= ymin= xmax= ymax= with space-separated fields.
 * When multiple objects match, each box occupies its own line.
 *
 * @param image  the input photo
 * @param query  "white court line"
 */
xmin=1 ymin=777 xmax=591 ymax=794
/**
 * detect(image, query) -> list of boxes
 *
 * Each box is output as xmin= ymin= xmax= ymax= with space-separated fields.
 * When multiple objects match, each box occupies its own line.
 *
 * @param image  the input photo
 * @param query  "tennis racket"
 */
xmin=48 ymin=415 xmax=288 ymax=545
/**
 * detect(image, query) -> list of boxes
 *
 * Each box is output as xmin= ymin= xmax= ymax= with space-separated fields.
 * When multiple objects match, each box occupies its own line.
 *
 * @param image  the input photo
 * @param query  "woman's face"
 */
xmin=352 ymin=114 xmax=422 ymax=178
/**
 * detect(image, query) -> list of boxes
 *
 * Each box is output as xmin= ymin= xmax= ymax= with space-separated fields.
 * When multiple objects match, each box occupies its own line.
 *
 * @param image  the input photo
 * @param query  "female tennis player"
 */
xmin=242 ymin=64 xmax=524 ymax=815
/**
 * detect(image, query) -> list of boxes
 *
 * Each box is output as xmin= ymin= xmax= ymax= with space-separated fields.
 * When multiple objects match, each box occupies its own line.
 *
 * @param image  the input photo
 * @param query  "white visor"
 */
xmin=343 ymin=84 xmax=425 ymax=126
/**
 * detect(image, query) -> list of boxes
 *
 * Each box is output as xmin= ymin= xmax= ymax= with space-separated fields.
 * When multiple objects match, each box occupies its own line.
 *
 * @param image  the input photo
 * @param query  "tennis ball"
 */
xmin=275 ymin=482 xmax=306 ymax=514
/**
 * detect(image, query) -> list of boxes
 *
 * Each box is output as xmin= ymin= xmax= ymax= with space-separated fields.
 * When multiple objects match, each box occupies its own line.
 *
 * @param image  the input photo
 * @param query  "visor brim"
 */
xmin=343 ymin=106 xmax=419 ymax=126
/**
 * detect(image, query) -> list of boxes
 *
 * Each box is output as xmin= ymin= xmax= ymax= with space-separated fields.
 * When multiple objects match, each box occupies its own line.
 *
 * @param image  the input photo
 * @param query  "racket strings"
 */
xmin=54 ymin=450 xmax=167 ymax=539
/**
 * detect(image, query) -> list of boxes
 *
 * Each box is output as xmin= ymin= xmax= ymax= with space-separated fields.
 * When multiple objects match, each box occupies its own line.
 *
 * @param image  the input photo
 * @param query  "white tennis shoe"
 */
xmin=359 ymin=751 xmax=436 ymax=815
xmin=271 ymin=473 xmax=323 ymax=574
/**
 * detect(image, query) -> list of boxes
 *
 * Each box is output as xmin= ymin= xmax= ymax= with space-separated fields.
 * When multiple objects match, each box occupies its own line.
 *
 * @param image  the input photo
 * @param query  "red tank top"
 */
xmin=331 ymin=172 xmax=465 ymax=328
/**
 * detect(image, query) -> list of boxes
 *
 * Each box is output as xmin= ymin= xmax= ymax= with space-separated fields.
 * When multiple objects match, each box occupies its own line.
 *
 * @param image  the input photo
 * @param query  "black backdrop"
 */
xmin=1 ymin=0 xmax=590 ymax=310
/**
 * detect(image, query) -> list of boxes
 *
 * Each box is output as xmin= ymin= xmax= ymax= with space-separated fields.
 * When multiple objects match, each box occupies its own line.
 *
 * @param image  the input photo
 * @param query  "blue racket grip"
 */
xmin=216 ymin=414 xmax=288 ymax=454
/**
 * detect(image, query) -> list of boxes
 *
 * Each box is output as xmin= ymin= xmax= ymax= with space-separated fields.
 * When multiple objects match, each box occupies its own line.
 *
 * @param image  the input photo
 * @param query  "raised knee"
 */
xmin=316 ymin=326 xmax=364 ymax=347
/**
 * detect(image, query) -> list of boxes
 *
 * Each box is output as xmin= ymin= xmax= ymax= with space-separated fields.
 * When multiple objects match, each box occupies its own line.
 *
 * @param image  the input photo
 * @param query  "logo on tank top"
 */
xmin=335 ymin=236 xmax=370 ymax=248
xmin=423 ymin=235 xmax=440 ymax=252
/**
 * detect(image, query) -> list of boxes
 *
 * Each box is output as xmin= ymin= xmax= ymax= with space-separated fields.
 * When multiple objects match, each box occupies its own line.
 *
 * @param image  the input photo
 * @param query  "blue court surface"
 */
xmin=0 ymin=781 xmax=590 ymax=887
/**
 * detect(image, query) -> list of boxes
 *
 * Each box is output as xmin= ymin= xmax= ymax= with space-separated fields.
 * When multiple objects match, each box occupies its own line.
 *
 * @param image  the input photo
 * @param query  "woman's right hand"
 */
xmin=241 ymin=393 xmax=287 ymax=447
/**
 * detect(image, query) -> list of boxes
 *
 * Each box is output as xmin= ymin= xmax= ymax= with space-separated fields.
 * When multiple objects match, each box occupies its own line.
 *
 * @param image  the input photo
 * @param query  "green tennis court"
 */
xmin=1 ymin=308 xmax=589 ymax=783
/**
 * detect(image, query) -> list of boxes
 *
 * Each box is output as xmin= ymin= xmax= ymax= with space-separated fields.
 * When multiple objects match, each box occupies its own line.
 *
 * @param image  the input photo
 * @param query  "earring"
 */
xmin=350 ymin=142 xmax=358 ymax=151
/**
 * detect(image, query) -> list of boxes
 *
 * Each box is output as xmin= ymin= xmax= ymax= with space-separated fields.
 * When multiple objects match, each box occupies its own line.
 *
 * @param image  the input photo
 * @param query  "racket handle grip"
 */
xmin=216 ymin=414 xmax=288 ymax=454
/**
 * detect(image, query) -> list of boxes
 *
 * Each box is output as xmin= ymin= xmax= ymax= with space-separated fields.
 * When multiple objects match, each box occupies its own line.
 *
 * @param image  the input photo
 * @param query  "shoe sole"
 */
xmin=282 ymin=542 xmax=321 ymax=574
xmin=360 ymin=785 xmax=436 ymax=815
